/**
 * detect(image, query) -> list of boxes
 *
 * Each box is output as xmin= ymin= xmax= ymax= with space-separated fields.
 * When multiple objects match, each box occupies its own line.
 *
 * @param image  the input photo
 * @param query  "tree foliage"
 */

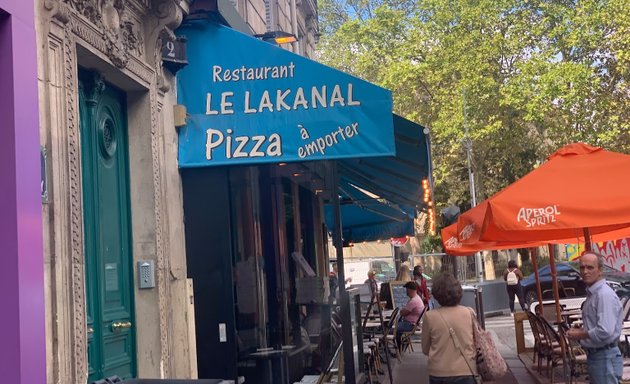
xmin=317 ymin=0 xmax=630 ymax=213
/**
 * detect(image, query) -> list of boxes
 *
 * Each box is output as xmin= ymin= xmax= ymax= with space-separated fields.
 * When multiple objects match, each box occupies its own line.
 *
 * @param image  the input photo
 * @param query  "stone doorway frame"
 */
xmin=40 ymin=1 xmax=189 ymax=382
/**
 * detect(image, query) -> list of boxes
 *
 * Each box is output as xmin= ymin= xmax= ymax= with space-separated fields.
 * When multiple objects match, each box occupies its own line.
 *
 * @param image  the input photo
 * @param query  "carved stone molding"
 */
xmin=44 ymin=0 xmax=72 ymax=24
xmin=46 ymin=0 xmax=184 ymax=87
xmin=154 ymin=0 xmax=184 ymax=31
xmin=61 ymin=26 xmax=89 ymax=382
xmin=46 ymin=0 xmax=145 ymax=68
xmin=149 ymin=86 xmax=171 ymax=377
xmin=68 ymin=15 xmax=153 ymax=85
xmin=80 ymin=72 xmax=106 ymax=106
xmin=149 ymin=0 xmax=185 ymax=92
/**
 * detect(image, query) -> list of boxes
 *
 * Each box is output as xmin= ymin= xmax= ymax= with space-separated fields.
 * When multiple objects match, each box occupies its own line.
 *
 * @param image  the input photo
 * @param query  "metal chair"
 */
xmin=558 ymin=325 xmax=588 ymax=384
xmin=384 ymin=311 xmax=402 ymax=362
xmin=399 ymin=306 xmax=427 ymax=354
xmin=538 ymin=316 xmax=565 ymax=383
xmin=526 ymin=310 xmax=550 ymax=373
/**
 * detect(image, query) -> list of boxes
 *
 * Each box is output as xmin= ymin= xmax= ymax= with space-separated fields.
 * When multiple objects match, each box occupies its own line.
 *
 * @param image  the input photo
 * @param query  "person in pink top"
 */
xmin=395 ymin=281 xmax=425 ymax=348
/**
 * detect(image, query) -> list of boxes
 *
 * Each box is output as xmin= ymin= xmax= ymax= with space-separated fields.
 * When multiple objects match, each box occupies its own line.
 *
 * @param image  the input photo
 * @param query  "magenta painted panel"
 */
xmin=0 ymin=1 xmax=46 ymax=384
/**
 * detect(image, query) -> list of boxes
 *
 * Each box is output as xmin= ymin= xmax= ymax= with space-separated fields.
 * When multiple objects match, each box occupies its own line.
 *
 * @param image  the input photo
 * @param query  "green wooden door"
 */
xmin=79 ymin=71 xmax=136 ymax=383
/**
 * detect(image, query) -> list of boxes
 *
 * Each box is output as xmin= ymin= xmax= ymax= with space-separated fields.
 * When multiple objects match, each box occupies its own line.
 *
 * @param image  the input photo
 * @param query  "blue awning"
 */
xmin=176 ymin=20 xmax=395 ymax=167
xmin=324 ymin=180 xmax=415 ymax=243
xmin=339 ymin=115 xmax=430 ymax=207
xmin=174 ymin=18 xmax=432 ymax=242
xmin=325 ymin=115 xmax=432 ymax=242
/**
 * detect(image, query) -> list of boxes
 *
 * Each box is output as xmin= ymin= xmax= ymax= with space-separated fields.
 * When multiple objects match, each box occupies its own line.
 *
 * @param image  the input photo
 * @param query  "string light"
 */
xmin=422 ymin=178 xmax=436 ymax=235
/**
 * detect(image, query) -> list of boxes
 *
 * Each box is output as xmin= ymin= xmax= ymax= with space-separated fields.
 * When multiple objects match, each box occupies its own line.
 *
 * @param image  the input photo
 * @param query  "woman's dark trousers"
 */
xmin=507 ymin=284 xmax=526 ymax=312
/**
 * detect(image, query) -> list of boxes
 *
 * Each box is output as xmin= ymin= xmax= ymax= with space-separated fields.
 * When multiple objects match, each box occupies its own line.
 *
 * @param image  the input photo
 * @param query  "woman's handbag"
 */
xmin=469 ymin=309 xmax=508 ymax=381
xmin=436 ymin=311 xmax=482 ymax=384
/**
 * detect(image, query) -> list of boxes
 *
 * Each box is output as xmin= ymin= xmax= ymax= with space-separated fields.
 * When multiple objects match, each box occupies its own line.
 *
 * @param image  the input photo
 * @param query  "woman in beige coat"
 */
xmin=422 ymin=273 xmax=477 ymax=384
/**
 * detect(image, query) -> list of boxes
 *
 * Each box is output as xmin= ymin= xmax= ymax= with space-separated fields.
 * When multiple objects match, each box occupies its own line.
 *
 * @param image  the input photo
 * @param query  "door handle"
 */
xmin=111 ymin=321 xmax=132 ymax=331
xmin=87 ymin=327 xmax=94 ymax=335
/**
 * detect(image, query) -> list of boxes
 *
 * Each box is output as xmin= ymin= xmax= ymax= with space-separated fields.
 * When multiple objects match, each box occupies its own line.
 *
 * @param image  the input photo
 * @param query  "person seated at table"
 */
xmin=395 ymin=281 xmax=425 ymax=350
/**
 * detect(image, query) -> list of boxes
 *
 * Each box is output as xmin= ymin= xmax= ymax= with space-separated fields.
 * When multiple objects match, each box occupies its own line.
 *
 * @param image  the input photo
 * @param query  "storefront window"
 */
xmin=230 ymin=167 xmax=268 ymax=355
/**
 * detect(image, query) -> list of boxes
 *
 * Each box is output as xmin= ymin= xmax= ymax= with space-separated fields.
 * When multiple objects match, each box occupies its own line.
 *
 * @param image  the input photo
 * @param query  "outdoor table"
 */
xmin=245 ymin=349 xmax=290 ymax=384
xmin=560 ymin=309 xmax=581 ymax=316
xmin=363 ymin=312 xmax=380 ymax=320
xmin=362 ymin=311 xmax=392 ymax=321
xmin=365 ymin=321 xmax=382 ymax=327
xmin=569 ymin=319 xmax=583 ymax=327
xmin=363 ymin=321 xmax=383 ymax=339
xmin=560 ymin=309 xmax=582 ymax=325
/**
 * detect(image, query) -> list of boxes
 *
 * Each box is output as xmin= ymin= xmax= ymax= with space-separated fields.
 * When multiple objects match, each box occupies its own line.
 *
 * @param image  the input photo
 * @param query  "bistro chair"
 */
xmin=399 ymin=306 xmax=427 ymax=354
xmin=618 ymin=297 xmax=630 ymax=357
xmin=538 ymin=316 xmax=565 ymax=383
xmin=331 ymin=311 xmax=344 ymax=346
xmin=377 ymin=307 xmax=401 ymax=361
xmin=558 ymin=325 xmax=588 ymax=384
xmin=384 ymin=313 xmax=402 ymax=362
xmin=621 ymin=296 xmax=630 ymax=320
xmin=362 ymin=343 xmax=376 ymax=384
xmin=526 ymin=310 xmax=553 ymax=373
xmin=364 ymin=306 xmax=399 ymax=372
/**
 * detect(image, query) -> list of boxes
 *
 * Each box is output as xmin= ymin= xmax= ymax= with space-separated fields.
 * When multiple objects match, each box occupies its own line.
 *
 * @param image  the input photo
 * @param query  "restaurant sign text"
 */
xmin=176 ymin=22 xmax=395 ymax=167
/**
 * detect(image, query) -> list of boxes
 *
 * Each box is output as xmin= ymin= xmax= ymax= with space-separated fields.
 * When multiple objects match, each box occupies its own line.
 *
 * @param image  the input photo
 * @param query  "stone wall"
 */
xmin=36 ymin=1 xmax=193 ymax=382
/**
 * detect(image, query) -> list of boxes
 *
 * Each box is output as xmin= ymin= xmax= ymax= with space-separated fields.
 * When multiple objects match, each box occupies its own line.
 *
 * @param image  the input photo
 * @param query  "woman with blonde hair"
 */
xmin=380 ymin=264 xmax=413 ymax=309
xmin=395 ymin=264 xmax=412 ymax=282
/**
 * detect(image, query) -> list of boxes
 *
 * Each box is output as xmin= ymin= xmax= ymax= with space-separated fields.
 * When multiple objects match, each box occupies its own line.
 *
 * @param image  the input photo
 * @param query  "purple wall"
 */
xmin=0 ymin=1 xmax=45 ymax=383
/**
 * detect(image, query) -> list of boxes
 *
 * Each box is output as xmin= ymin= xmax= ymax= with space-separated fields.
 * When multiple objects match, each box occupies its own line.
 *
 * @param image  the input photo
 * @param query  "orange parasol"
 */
xmin=441 ymin=222 xmax=543 ymax=256
xmin=458 ymin=143 xmax=630 ymax=245
xmin=454 ymin=143 xmax=630 ymax=331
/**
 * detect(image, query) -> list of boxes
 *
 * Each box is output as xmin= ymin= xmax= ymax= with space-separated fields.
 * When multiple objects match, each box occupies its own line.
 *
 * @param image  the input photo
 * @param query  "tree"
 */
xmin=317 ymin=0 xmax=630 ymax=209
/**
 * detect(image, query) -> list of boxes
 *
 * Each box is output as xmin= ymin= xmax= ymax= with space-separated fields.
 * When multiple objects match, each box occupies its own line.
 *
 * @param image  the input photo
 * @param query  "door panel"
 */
xmin=80 ymin=71 xmax=136 ymax=383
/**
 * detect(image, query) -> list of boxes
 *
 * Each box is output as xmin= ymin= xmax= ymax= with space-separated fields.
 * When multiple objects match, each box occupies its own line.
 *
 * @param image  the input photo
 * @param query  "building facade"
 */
xmin=35 ymin=0 xmax=323 ymax=383
xmin=5 ymin=0 xmax=427 ymax=383
xmin=178 ymin=1 xmax=331 ymax=383
xmin=177 ymin=3 xmax=431 ymax=384
xmin=36 ymin=0 xmax=194 ymax=382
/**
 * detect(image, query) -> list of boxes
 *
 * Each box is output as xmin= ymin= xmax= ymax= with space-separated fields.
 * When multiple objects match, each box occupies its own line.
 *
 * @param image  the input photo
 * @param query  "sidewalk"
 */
xmin=381 ymin=332 xmax=538 ymax=383
xmin=517 ymin=353 xmax=590 ymax=384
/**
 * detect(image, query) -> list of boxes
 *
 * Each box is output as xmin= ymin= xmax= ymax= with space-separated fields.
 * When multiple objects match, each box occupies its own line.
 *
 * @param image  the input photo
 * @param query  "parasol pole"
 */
xmin=530 ymin=248 xmax=543 ymax=312
xmin=547 ymin=244 xmax=563 ymax=325
xmin=548 ymin=244 xmax=570 ymax=381
xmin=583 ymin=228 xmax=592 ymax=252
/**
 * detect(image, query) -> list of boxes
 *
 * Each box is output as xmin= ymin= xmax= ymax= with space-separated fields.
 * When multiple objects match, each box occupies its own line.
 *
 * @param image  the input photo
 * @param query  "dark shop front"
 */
xmin=176 ymin=15 xmax=432 ymax=384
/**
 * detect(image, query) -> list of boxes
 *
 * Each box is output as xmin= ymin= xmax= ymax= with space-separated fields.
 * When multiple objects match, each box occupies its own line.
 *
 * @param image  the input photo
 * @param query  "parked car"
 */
xmin=521 ymin=261 xmax=630 ymax=305
xmin=342 ymin=258 xmax=398 ymax=288
xmin=370 ymin=259 xmax=397 ymax=283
